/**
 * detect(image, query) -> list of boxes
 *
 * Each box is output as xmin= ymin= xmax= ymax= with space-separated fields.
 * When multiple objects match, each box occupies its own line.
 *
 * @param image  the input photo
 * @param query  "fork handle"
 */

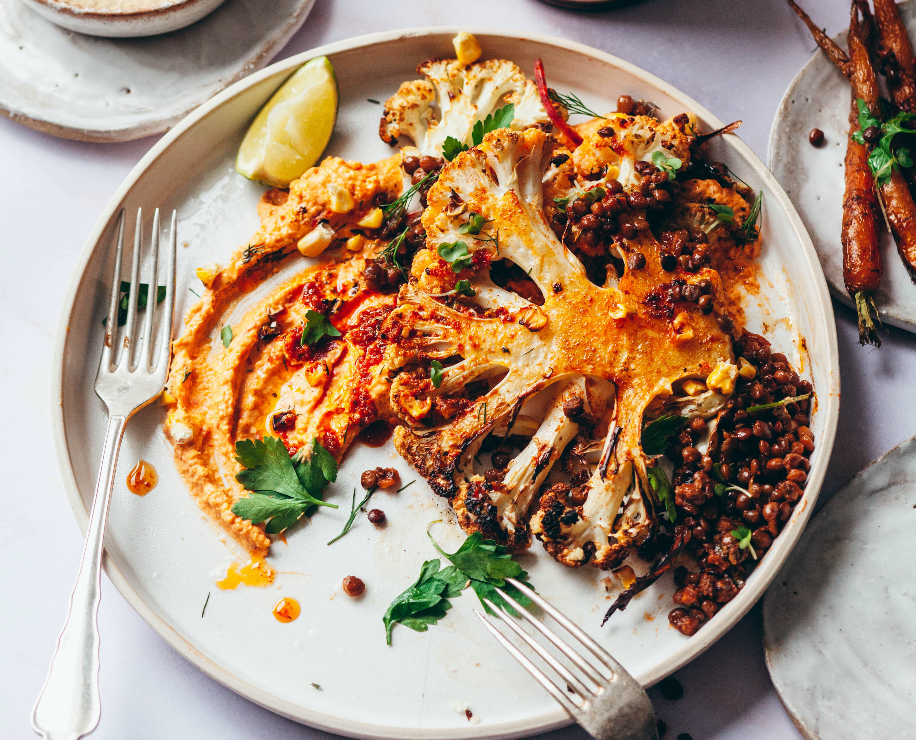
xmin=31 ymin=415 xmax=127 ymax=740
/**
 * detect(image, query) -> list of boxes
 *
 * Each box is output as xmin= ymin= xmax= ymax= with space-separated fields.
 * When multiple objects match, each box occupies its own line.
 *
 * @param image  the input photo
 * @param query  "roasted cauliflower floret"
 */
xmin=571 ymin=114 xmax=694 ymax=192
xmin=384 ymin=126 xmax=735 ymax=561
xmin=379 ymin=58 xmax=549 ymax=156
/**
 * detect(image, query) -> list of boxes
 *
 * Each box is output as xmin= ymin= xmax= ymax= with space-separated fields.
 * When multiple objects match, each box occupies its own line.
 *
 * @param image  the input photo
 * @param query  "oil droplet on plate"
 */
xmin=217 ymin=557 xmax=275 ymax=590
xmin=126 ymin=460 xmax=157 ymax=496
xmin=273 ymin=597 xmax=301 ymax=623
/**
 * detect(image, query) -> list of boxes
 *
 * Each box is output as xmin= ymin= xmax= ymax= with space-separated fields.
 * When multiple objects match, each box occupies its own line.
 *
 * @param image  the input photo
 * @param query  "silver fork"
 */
xmin=31 ymin=208 xmax=177 ymax=740
xmin=476 ymin=577 xmax=658 ymax=740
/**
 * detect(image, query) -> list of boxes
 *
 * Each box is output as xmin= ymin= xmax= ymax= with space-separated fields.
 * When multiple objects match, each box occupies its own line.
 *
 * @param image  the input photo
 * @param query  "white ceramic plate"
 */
xmin=769 ymin=0 xmax=916 ymax=334
xmin=52 ymin=29 xmax=840 ymax=739
xmin=763 ymin=434 xmax=916 ymax=740
xmin=0 ymin=0 xmax=315 ymax=142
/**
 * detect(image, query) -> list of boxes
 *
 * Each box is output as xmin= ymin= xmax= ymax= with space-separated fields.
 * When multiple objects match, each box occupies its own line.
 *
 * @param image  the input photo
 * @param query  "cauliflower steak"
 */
xmin=384 ymin=127 xmax=735 ymax=567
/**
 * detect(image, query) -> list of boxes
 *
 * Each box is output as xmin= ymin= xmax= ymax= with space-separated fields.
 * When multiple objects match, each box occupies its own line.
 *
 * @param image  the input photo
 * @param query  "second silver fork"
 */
xmin=31 ymin=208 xmax=177 ymax=740
xmin=476 ymin=577 xmax=659 ymax=740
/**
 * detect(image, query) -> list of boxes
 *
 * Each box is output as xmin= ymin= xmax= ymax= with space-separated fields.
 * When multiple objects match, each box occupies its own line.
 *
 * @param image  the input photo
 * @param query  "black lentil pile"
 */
xmin=664 ymin=331 xmax=815 ymax=636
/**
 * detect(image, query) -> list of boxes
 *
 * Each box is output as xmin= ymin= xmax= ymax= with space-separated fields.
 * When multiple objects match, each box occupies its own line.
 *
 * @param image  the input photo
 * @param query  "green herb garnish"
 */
xmin=430 ymin=360 xmax=444 ymax=388
xmin=641 ymin=414 xmax=684 ymax=456
xmin=650 ymin=150 xmax=683 ymax=180
xmin=383 ymin=170 xmax=438 ymax=229
xmin=442 ymin=103 xmax=515 ymax=161
xmin=746 ymin=393 xmax=810 ymax=414
xmin=703 ymin=204 xmax=735 ymax=232
xmin=437 ymin=240 xmax=473 ymax=272
xmin=201 ymin=592 xmax=210 ymax=618
xmin=553 ymin=196 xmax=570 ymax=208
xmin=459 ymin=212 xmax=489 ymax=235
xmin=646 ymin=464 xmax=676 ymax=523
xmin=428 ymin=530 xmax=534 ymax=616
xmin=477 ymin=401 xmax=488 ymax=424
xmin=852 ymin=99 xmax=916 ymax=186
xmin=396 ymin=480 xmax=415 ymax=493
xmin=231 ymin=437 xmax=338 ymax=534
xmin=443 ymin=136 xmax=467 ymax=162
xmin=454 ymin=279 xmax=476 ymax=297
xmin=547 ymin=90 xmax=604 ymax=119
xmin=300 ymin=309 xmax=342 ymax=346
xmin=731 ymin=525 xmax=757 ymax=559
xmin=382 ymin=559 xmax=468 ymax=644
xmin=742 ymin=191 xmax=762 ymax=242
xmin=221 ymin=325 xmax=233 ymax=347
xmin=103 ymin=281 xmax=166 ymax=327
xmin=327 ymin=487 xmax=377 ymax=545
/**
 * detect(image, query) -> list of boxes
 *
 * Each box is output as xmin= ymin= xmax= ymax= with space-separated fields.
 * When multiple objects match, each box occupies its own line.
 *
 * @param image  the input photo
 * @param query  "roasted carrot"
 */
xmin=791 ymin=1 xmax=916 ymax=292
xmin=842 ymin=92 xmax=883 ymax=346
xmin=873 ymin=0 xmax=916 ymax=113
xmin=849 ymin=4 xmax=916 ymax=285
xmin=787 ymin=0 xmax=852 ymax=77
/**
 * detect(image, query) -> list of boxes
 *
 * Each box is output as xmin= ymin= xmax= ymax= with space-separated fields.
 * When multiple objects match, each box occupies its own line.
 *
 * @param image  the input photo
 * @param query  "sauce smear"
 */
xmin=273 ymin=597 xmax=301 ymax=623
xmin=217 ymin=558 xmax=275 ymax=590
xmin=357 ymin=420 xmax=394 ymax=447
xmin=126 ymin=460 xmax=157 ymax=496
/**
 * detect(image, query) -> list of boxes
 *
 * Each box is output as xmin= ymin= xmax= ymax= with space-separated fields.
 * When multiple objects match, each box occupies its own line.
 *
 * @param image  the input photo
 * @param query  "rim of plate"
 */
xmin=50 ymin=27 xmax=841 ymax=740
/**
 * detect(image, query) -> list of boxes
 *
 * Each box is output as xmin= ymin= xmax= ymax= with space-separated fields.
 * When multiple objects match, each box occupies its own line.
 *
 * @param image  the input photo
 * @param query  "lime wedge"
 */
xmin=236 ymin=56 xmax=339 ymax=188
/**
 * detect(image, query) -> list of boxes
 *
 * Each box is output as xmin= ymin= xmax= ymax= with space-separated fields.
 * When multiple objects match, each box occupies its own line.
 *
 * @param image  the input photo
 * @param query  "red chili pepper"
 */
xmin=534 ymin=58 xmax=583 ymax=148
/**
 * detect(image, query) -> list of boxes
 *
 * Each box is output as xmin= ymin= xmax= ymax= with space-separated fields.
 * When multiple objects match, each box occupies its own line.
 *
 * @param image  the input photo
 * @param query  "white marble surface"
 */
xmin=3 ymin=0 xmax=915 ymax=738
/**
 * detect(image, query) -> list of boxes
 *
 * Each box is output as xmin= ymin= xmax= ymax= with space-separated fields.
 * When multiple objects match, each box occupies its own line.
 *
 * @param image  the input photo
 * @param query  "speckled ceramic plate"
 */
xmin=763 ymin=435 xmax=916 ymax=740
xmin=0 ymin=0 xmax=315 ymax=142
xmin=769 ymin=0 xmax=916 ymax=334
xmin=51 ymin=29 xmax=839 ymax=739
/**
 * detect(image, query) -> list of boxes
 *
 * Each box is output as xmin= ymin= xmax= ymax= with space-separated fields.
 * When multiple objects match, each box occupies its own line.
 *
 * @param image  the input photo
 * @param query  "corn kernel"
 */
xmin=682 ymin=379 xmax=707 ymax=397
xmin=358 ymin=207 xmax=384 ymax=229
xmin=327 ymin=184 xmax=354 ymax=214
xmin=297 ymin=224 xmax=335 ymax=257
xmin=196 ymin=262 xmax=220 ymax=288
xmin=707 ymin=361 xmax=739 ymax=396
xmin=160 ymin=388 xmax=176 ymax=405
xmin=738 ymin=357 xmax=757 ymax=380
xmin=345 ymin=234 xmax=364 ymax=252
xmin=452 ymin=32 xmax=482 ymax=66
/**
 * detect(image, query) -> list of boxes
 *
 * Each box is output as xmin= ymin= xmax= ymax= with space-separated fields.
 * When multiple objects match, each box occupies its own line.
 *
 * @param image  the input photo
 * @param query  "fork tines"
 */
xmin=101 ymin=208 xmax=177 ymax=375
xmin=474 ymin=577 xmax=624 ymax=714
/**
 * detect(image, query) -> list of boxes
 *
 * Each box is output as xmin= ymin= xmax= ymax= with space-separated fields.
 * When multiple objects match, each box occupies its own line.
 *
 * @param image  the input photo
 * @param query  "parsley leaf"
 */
xmin=428 ymin=531 xmax=534 ymax=616
xmin=746 ymin=393 xmax=810 ymax=414
xmin=221 ymin=325 xmax=233 ymax=347
xmin=443 ymin=136 xmax=468 ymax=162
xmin=300 ymin=309 xmax=342 ymax=347
xmin=471 ymin=103 xmax=515 ymax=147
xmin=581 ymin=186 xmax=606 ymax=206
xmin=454 ymin=279 xmax=476 ymax=297
xmin=650 ymin=151 xmax=682 ymax=180
xmin=646 ymin=464 xmax=676 ymax=522
xmin=383 ymin=559 xmax=467 ymax=644
xmin=641 ymin=414 xmax=683 ymax=456
xmin=553 ymin=196 xmax=570 ymax=208
xmin=430 ymin=360 xmax=444 ymax=388
xmin=231 ymin=437 xmax=338 ymax=534
xmin=852 ymin=100 xmax=916 ymax=186
xmin=437 ymin=241 xmax=473 ymax=272
xmin=731 ymin=525 xmax=757 ymax=559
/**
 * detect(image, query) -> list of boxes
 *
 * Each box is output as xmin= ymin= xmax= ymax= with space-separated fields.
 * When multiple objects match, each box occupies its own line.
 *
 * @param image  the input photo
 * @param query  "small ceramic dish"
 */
xmin=0 ymin=0 xmax=316 ymax=141
xmin=18 ymin=0 xmax=227 ymax=38
xmin=764 ymin=435 xmax=916 ymax=739
xmin=769 ymin=0 xmax=916 ymax=335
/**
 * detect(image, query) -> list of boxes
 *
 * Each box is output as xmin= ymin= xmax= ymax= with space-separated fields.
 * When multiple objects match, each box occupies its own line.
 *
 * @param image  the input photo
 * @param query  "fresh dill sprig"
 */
xmin=380 ymin=228 xmax=409 ymax=269
xmin=383 ymin=171 xmax=438 ymax=229
xmin=548 ymin=90 xmax=605 ymax=119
